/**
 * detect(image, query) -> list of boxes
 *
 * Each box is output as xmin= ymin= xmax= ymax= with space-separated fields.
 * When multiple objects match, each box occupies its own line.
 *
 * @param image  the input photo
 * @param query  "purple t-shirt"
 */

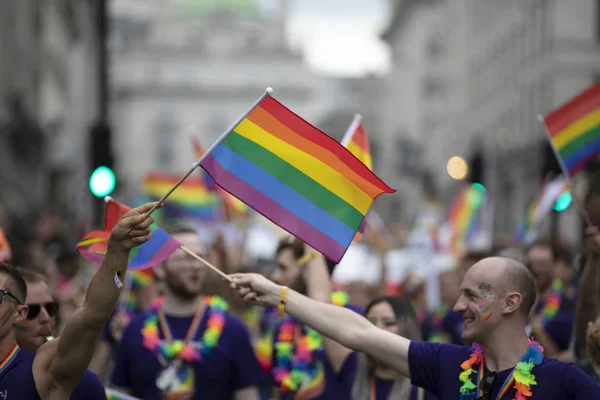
xmin=534 ymin=294 xmax=575 ymax=352
xmin=338 ymin=352 xmax=439 ymax=400
xmin=409 ymin=341 xmax=600 ymax=399
xmin=111 ymin=310 xmax=266 ymax=399
xmin=0 ymin=348 xmax=105 ymax=400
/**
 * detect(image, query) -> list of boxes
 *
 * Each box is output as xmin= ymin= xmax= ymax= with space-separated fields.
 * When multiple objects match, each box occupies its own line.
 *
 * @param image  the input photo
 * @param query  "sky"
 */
xmin=259 ymin=0 xmax=392 ymax=77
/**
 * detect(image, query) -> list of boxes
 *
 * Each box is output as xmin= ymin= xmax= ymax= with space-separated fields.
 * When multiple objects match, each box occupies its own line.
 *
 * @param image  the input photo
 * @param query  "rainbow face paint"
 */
xmin=480 ymin=303 xmax=493 ymax=320
xmin=0 ymin=308 xmax=11 ymax=328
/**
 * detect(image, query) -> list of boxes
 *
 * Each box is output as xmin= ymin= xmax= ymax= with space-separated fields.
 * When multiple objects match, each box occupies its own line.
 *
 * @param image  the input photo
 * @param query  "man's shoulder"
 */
xmin=409 ymin=341 xmax=472 ymax=365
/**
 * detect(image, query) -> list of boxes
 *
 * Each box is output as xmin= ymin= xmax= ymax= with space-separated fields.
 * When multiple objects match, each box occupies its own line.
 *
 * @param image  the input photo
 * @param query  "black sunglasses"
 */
xmin=0 ymin=289 xmax=22 ymax=305
xmin=26 ymin=302 xmax=59 ymax=320
xmin=476 ymin=371 xmax=496 ymax=400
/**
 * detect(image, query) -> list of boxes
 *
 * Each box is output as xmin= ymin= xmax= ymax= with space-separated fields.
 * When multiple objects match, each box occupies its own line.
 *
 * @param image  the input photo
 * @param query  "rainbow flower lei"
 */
xmin=272 ymin=291 xmax=349 ymax=394
xmin=141 ymin=296 xmax=228 ymax=362
xmin=541 ymin=278 xmax=563 ymax=322
xmin=459 ymin=339 xmax=544 ymax=400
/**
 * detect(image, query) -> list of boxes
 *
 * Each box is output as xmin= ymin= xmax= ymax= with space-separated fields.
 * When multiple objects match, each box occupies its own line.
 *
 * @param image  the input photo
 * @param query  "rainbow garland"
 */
xmin=427 ymin=304 xmax=449 ymax=343
xmin=254 ymin=306 xmax=279 ymax=373
xmin=541 ymin=278 xmax=563 ymax=322
xmin=141 ymin=296 xmax=228 ymax=362
xmin=271 ymin=291 xmax=349 ymax=397
xmin=459 ymin=339 xmax=544 ymax=400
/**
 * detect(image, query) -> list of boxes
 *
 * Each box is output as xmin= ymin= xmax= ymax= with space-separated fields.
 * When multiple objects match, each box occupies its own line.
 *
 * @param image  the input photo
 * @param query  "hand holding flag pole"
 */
xmin=144 ymin=87 xmax=274 ymax=217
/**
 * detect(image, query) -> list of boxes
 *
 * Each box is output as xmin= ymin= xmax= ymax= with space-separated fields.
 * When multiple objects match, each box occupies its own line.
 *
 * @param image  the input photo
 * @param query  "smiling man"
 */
xmin=111 ymin=224 xmax=264 ymax=400
xmin=230 ymin=256 xmax=600 ymax=399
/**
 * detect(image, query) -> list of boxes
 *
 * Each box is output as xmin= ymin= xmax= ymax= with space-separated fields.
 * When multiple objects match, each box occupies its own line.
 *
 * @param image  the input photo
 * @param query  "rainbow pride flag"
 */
xmin=340 ymin=115 xmax=372 ymax=243
xmin=447 ymin=185 xmax=486 ymax=251
xmin=192 ymin=137 xmax=251 ymax=220
xmin=515 ymin=176 xmax=569 ymax=243
xmin=0 ymin=228 xmax=11 ymax=263
xmin=542 ymin=82 xmax=600 ymax=176
xmin=142 ymin=172 xmax=222 ymax=221
xmin=77 ymin=198 xmax=181 ymax=270
xmin=200 ymin=95 xmax=394 ymax=262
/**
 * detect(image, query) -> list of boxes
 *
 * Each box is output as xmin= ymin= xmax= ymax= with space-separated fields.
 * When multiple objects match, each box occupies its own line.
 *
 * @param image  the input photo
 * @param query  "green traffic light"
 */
xmin=89 ymin=166 xmax=116 ymax=198
xmin=471 ymin=183 xmax=486 ymax=192
xmin=553 ymin=191 xmax=572 ymax=212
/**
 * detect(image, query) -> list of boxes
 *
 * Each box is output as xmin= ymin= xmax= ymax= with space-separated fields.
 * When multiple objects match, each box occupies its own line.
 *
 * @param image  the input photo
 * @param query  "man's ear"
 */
xmin=502 ymin=292 xmax=522 ymax=315
xmin=13 ymin=304 xmax=28 ymax=324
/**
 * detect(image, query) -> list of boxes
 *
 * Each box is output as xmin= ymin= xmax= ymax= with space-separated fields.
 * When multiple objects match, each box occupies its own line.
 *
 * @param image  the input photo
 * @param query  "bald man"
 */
xmin=230 ymin=255 xmax=600 ymax=399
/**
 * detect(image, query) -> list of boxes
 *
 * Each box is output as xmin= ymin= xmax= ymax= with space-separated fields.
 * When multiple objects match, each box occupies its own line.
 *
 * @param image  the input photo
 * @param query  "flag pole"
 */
xmin=537 ymin=114 xmax=593 ymax=226
xmin=180 ymin=245 xmax=232 ymax=281
xmin=340 ymin=113 xmax=362 ymax=147
xmin=145 ymin=87 xmax=274 ymax=216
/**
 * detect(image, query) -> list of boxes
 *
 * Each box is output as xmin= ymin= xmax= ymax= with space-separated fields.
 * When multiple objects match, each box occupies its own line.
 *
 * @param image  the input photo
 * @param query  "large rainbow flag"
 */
xmin=542 ymin=82 xmax=600 ymax=176
xmin=142 ymin=172 xmax=222 ymax=221
xmin=340 ymin=114 xmax=372 ymax=243
xmin=200 ymin=95 xmax=394 ymax=262
xmin=447 ymin=185 xmax=486 ymax=252
xmin=192 ymin=137 xmax=251 ymax=220
xmin=77 ymin=198 xmax=181 ymax=270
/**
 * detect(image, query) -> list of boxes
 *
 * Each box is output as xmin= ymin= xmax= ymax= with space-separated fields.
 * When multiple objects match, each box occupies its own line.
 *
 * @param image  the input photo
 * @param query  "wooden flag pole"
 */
xmin=180 ymin=245 xmax=232 ymax=282
xmin=537 ymin=115 xmax=594 ymax=226
xmin=145 ymin=87 xmax=274 ymax=216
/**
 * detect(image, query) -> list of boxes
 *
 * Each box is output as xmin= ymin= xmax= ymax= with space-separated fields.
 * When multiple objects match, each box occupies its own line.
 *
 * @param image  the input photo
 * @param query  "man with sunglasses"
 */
xmin=0 ymin=202 xmax=157 ymax=400
xmin=230 ymin=255 xmax=600 ymax=399
xmin=14 ymin=268 xmax=106 ymax=399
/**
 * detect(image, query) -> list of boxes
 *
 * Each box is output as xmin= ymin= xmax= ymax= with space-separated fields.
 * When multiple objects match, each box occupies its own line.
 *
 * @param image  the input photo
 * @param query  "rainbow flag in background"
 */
xmin=76 ymin=198 xmax=181 ymax=270
xmin=0 ymin=228 xmax=11 ymax=263
xmin=142 ymin=172 xmax=222 ymax=221
xmin=542 ymin=82 xmax=600 ymax=176
xmin=106 ymin=387 xmax=141 ymax=400
xmin=192 ymin=137 xmax=251 ymax=220
xmin=515 ymin=176 xmax=569 ymax=244
xmin=200 ymin=95 xmax=395 ymax=262
xmin=447 ymin=185 xmax=486 ymax=251
xmin=341 ymin=114 xmax=371 ymax=244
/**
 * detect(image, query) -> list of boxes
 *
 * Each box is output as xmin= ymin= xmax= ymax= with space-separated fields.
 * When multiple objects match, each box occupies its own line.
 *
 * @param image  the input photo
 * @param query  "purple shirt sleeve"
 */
xmin=337 ymin=352 xmax=358 ymax=396
xmin=71 ymin=371 xmax=107 ymax=400
xmin=227 ymin=315 xmax=268 ymax=390
xmin=543 ymin=312 xmax=574 ymax=351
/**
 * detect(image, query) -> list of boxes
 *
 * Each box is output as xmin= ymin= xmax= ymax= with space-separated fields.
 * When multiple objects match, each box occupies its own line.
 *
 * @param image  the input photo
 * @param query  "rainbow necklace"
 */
xmin=459 ymin=339 xmax=544 ymax=400
xmin=427 ymin=304 xmax=449 ymax=343
xmin=0 ymin=344 xmax=20 ymax=377
xmin=540 ymin=279 xmax=563 ymax=322
xmin=141 ymin=296 xmax=228 ymax=363
xmin=272 ymin=291 xmax=349 ymax=396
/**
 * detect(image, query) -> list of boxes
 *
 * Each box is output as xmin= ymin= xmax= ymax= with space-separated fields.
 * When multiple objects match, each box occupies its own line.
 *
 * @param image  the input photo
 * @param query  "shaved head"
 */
xmin=468 ymin=257 xmax=537 ymax=317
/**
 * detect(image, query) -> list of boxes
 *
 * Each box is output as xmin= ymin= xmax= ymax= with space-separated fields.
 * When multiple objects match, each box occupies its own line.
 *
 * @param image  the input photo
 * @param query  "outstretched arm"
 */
xmin=230 ymin=273 xmax=412 ymax=377
xmin=33 ymin=203 xmax=157 ymax=398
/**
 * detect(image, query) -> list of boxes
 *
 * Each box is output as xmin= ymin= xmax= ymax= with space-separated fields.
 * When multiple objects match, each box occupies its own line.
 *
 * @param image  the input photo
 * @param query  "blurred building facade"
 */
xmin=109 ymin=0 xmax=328 ymax=202
xmin=377 ymin=0 xmax=600 ymax=246
xmin=0 ymin=0 xmax=103 ymax=229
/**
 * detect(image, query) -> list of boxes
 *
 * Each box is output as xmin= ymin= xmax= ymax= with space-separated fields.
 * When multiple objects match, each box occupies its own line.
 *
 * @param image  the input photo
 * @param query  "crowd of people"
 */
xmin=1 ymin=198 xmax=600 ymax=399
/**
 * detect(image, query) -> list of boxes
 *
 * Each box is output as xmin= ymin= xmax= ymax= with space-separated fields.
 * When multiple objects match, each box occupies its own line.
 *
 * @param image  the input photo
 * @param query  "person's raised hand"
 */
xmin=229 ymin=273 xmax=281 ymax=307
xmin=109 ymin=202 xmax=159 ymax=251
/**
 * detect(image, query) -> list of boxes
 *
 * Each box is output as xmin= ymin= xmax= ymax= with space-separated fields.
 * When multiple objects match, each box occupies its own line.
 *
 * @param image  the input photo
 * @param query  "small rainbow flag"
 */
xmin=542 ymin=82 xmax=600 ymax=176
xmin=341 ymin=114 xmax=371 ymax=243
xmin=77 ymin=198 xmax=181 ymax=270
xmin=515 ymin=176 xmax=569 ymax=243
xmin=200 ymin=95 xmax=394 ymax=262
xmin=142 ymin=172 xmax=222 ymax=221
xmin=192 ymin=137 xmax=251 ymax=220
xmin=447 ymin=185 xmax=486 ymax=250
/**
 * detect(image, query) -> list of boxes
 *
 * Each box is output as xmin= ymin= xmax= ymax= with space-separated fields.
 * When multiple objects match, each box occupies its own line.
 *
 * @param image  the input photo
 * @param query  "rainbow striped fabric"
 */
xmin=192 ymin=137 xmax=251 ymax=220
xmin=106 ymin=388 xmax=142 ymax=400
xmin=542 ymin=82 xmax=600 ymax=176
xmin=447 ymin=185 xmax=486 ymax=251
xmin=77 ymin=198 xmax=181 ymax=270
xmin=200 ymin=96 xmax=394 ymax=262
xmin=341 ymin=115 xmax=372 ymax=244
xmin=0 ymin=228 xmax=11 ymax=263
xmin=142 ymin=172 xmax=222 ymax=221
